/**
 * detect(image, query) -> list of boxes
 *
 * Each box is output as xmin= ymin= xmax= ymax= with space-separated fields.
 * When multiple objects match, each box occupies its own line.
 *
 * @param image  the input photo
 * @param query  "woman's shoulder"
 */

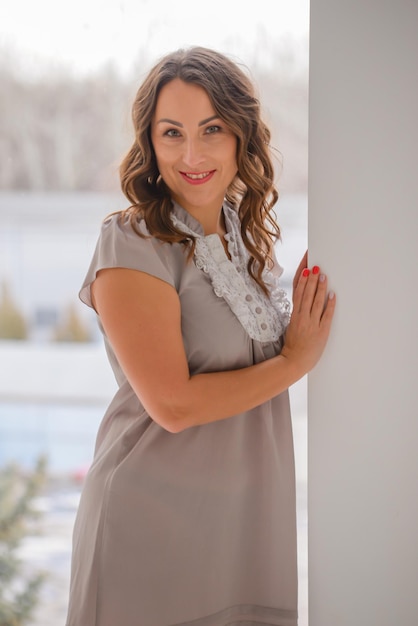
xmin=80 ymin=211 xmax=180 ymax=308
xmin=100 ymin=210 xmax=152 ymax=239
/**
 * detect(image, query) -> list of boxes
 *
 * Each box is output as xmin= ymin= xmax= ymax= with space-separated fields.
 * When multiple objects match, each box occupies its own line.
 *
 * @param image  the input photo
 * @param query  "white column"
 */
xmin=308 ymin=1 xmax=418 ymax=625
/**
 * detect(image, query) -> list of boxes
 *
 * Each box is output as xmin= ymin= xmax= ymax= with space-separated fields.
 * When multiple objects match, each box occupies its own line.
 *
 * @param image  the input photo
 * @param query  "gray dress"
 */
xmin=66 ymin=201 xmax=298 ymax=626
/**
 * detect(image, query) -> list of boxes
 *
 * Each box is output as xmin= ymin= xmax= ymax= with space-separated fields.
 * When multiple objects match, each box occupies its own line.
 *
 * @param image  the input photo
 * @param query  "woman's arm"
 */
xmin=91 ymin=265 xmax=335 ymax=433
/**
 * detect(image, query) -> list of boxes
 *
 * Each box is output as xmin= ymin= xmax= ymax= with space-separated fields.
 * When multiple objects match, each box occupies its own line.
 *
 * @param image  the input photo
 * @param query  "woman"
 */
xmin=66 ymin=47 xmax=335 ymax=626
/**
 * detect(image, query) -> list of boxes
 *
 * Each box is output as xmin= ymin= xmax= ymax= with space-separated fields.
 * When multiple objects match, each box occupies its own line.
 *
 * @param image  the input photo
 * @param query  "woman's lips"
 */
xmin=179 ymin=170 xmax=215 ymax=185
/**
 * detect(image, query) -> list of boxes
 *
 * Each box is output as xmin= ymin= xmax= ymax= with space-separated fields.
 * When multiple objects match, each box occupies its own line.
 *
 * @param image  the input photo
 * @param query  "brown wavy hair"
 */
xmin=119 ymin=46 xmax=281 ymax=294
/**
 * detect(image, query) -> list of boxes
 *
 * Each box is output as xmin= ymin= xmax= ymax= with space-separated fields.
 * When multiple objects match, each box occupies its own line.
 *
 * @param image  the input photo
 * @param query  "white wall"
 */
xmin=308 ymin=1 xmax=418 ymax=624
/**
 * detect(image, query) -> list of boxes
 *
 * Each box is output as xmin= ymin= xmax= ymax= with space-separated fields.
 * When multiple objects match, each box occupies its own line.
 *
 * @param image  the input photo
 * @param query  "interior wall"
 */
xmin=308 ymin=1 xmax=418 ymax=624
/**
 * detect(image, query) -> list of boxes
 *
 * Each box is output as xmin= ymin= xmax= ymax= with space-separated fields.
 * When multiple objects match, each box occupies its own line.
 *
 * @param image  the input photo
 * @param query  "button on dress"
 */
xmin=66 ymin=201 xmax=298 ymax=626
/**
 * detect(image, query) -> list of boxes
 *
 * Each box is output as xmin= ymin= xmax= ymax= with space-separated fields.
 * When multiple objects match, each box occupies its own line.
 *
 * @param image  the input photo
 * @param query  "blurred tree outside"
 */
xmin=0 ymin=56 xmax=134 ymax=193
xmin=0 ymin=40 xmax=308 ymax=195
xmin=0 ymin=457 xmax=47 ymax=626
xmin=0 ymin=282 xmax=28 ymax=340
xmin=52 ymin=302 xmax=92 ymax=343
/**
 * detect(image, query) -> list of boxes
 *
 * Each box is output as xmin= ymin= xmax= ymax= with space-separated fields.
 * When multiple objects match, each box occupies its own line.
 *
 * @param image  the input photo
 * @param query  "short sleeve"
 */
xmin=79 ymin=213 xmax=176 ymax=308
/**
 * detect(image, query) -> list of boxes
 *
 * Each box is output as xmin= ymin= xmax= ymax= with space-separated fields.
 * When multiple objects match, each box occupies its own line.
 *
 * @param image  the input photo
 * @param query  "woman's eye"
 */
xmin=205 ymin=125 xmax=221 ymax=134
xmin=165 ymin=129 xmax=181 ymax=137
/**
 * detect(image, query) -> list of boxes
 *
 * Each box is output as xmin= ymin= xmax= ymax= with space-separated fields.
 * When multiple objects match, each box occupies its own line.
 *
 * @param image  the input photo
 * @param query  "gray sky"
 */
xmin=0 ymin=0 xmax=309 ymax=75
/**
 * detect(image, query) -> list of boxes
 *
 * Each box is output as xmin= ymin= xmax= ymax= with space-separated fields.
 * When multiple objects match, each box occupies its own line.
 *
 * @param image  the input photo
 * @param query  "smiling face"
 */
xmin=151 ymin=78 xmax=238 ymax=223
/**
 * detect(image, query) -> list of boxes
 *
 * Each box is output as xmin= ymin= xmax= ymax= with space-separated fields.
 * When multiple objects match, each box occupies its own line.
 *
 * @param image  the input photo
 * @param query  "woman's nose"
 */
xmin=182 ymin=137 xmax=205 ymax=168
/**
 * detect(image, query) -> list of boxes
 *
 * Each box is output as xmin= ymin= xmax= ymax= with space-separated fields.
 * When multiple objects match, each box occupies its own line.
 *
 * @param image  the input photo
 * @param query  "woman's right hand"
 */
xmin=281 ymin=265 xmax=336 ymax=377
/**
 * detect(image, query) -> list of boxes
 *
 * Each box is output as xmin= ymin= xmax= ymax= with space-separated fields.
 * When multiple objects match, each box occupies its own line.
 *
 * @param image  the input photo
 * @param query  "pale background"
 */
xmin=0 ymin=1 xmax=309 ymax=623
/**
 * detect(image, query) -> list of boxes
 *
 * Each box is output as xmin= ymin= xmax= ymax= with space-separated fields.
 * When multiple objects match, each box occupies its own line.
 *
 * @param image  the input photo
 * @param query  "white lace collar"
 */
xmin=171 ymin=201 xmax=291 ymax=343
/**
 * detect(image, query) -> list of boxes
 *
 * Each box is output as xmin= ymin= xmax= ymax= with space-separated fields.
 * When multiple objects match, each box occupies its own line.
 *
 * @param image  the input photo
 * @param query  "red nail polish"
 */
xmin=312 ymin=265 xmax=320 ymax=275
xmin=302 ymin=268 xmax=310 ymax=277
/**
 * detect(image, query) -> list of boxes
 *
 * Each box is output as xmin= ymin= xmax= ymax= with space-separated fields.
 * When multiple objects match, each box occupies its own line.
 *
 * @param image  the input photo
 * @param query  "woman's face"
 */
xmin=151 ymin=78 xmax=238 ymax=218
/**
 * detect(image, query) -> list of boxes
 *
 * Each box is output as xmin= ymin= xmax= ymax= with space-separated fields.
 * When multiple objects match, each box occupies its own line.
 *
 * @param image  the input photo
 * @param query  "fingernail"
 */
xmin=328 ymin=290 xmax=335 ymax=300
xmin=319 ymin=273 xmax=326 ymax=282
xmin=312 ymin=265 xmax=320 ymax=275
xmin=302 ymin=268 xmax=310 ymax=277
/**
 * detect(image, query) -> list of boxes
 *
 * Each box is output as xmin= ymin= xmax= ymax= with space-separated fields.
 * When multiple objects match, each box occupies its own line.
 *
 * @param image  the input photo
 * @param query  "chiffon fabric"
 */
xmin=65 ymin=201 xmax=298 ymax=626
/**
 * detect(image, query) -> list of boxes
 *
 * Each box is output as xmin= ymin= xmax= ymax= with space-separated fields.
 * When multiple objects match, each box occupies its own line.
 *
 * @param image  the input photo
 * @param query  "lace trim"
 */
xmin=171 ymin=204 xmax=291 ymax=342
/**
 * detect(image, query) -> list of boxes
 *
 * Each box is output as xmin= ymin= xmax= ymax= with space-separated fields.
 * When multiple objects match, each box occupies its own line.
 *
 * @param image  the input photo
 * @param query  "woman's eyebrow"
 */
xmin=198 ymin=115 xmax=220 ymax=126
xmin=155 ymin=118 xmax=183 ymax=127
xmin=155 ymin=115 xmax=220 ymax=127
